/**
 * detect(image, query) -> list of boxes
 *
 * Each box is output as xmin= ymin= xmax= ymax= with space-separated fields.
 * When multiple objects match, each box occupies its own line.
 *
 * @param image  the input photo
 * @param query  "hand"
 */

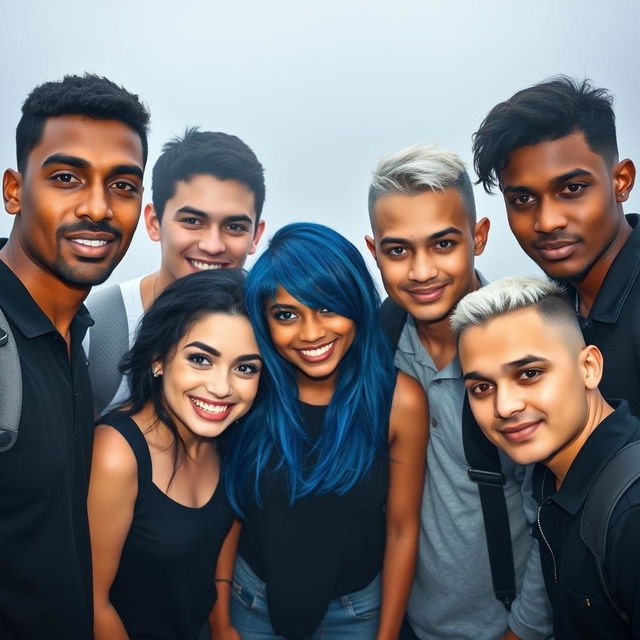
xmin=499 ymin=630 xmax=523 ymax=640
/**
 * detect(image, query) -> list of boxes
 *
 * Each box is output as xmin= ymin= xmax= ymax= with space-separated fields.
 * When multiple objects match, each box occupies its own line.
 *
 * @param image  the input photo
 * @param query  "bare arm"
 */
xmin=376 ymin=372 xmax=429 ymax=640
xmin=87 ymin=424 xmax=138 ymax=640
xmin=209 ymin=520 xmax=243 ymax=640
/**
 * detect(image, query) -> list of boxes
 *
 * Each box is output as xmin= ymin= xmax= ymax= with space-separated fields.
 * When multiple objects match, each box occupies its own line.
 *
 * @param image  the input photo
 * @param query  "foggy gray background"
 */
xmin=1 ymin=0 xmax=639 ymax=292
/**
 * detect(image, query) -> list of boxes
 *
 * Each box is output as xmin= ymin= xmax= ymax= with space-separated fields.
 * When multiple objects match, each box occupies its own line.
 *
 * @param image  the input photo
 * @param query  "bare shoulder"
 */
xmin=92 ymin=423 xmax=137 ymax=482
xmin=391 ymin=371 xmax=428 ymax=415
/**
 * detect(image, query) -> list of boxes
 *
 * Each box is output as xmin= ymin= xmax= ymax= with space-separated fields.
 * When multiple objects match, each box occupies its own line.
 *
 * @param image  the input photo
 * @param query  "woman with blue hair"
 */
xmin=211 ymin=223 xmax=428 ymax=640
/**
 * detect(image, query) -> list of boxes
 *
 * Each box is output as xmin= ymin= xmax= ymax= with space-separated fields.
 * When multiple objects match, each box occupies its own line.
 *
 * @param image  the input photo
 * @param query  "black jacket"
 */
xmin=533 ymin=401 xmax=640 ymax=639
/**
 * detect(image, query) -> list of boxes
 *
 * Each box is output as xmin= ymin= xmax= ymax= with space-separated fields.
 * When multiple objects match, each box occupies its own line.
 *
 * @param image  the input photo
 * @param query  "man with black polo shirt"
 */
xmin=472 ymin=77 xmax=640 ymax=415
xmin=0 ymin=74 xmax=149 ymax=639
xmin=454 ymin=276 xmax=640 ymax=639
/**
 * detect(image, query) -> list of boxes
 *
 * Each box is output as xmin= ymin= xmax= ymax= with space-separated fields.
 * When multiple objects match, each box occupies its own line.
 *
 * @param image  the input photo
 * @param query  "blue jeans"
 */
xmin=230 ymin=555 xmax=381 ymax=639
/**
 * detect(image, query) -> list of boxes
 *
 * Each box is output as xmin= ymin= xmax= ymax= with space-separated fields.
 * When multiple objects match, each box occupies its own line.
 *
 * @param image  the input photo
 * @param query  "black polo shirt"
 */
xmin=563 ymin=214 xmax=640 ymax=417
xmin=0 ymin=251 xmax=94 ymax=639
xmin=533 ymin=401 xmax=640 ymax=639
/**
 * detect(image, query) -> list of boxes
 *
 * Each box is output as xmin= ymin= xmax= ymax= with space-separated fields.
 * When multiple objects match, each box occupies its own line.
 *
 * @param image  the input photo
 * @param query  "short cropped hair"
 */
xmin=368 ymin=144 xmax=476 ymax=224
xmin=151 ymin=127 xmax=266 ymax=223
xmin=17 ymin=73 xmax=150 ymax=172
xmin=472 ymin=76 xmax=618 ymax=193
xmin=451 ymin=276 xmax=581 ymax=341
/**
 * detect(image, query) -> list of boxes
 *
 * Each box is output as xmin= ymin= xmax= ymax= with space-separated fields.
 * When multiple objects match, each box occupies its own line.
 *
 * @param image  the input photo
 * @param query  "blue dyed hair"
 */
xmin=224 ymin=223 xmax=396 ymax=513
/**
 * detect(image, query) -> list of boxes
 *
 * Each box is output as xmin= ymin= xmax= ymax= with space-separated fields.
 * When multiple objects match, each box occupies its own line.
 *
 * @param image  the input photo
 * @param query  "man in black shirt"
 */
xmin=453 ymin=276 xmax=640 ymax=639
xmin=472 ymin=77 xmax=640 ymax=415
xmin=0 ymin=74 xmax=149 ymax=639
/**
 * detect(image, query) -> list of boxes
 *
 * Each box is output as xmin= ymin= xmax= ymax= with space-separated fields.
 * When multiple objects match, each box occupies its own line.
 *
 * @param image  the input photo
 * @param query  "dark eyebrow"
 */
xmin=41 ymin=154 xmax=143 ymax=180
xmin=237 ymin=354 xmax=263 ymax=363
xmin=42 ymin=153 xmax=89 ymax=169
xmin=503 ymin=168 xmax=593 ymax=194
xmin=463 ymin=355 xmax=549 ymax=382
xmin=184 ymin=341 xmax=221 ymax=357
xmin=268 ymin=302 xmax=297 ymax=311
xmin=176 ymin=206 xmax=208 ymax=219
xmin=223 ymin=214 xmax=253 ymax=225
xmin=379 ymin=227 xmax=463 ymax=246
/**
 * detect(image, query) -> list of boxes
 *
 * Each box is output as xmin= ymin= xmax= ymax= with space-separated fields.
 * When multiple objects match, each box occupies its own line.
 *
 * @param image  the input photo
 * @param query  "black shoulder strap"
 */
xmin=86 ymin=284 xmax=129 ymax=417
xmin=0 ymin=307 xmax=22 ymax=453
xmin=379 ymin=297 xmax=407 ymax=350
xmin=462 ymin=395 xmax=516 ymax=610
xmin=580 ymin=440 xmax=640 ymax=625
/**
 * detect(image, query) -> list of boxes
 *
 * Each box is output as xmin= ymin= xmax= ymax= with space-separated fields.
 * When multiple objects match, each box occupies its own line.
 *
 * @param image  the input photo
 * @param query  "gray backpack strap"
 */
xmin=580 ymin=440 xmax=640 ymax=625
xmin=86 ymin=285 xmax=129 ymax=417
xmin=0 ymin=307 xmax=22 ymax=452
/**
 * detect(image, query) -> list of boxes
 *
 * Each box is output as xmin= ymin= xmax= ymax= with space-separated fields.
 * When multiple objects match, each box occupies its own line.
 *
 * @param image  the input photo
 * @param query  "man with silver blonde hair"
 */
xmin=367 ymin=146 xmax=552 ymax=640
xmin=455 ymin=276 xmax=640 ymax=639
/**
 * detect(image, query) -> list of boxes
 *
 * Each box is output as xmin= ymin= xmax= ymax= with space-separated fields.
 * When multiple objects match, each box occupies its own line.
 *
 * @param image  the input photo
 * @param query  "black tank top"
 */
xmin=238 ymin=401 xmax=389 ymax=639
xmin=104 ymin=413 xmax=234 ymax=639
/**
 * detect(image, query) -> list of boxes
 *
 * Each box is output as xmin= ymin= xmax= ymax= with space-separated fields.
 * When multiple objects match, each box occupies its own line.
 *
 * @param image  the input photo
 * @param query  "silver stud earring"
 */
xmin=152 ymin=367 xmax=160 ymax=378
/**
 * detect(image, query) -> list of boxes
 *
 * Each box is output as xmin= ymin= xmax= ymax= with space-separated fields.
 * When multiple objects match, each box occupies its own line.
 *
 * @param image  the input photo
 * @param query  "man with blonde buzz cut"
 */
xmin=367 ymin=145 xmax=552 ymax=640
xmin=453 ymin=276 xmax=640 ymax=639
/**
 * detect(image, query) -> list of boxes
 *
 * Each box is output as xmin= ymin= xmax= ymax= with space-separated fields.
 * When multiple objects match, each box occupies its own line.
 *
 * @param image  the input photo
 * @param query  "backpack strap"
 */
xmin=378 ymin=296 xmax=516 ymax=611
xmin=0 ymin=307 xmax=22 ymax=452
xmin=463 ymin=396 xmax=516 ymax=610
xmin=379 ymin=297 xmax=407 ymax=350
xmin=580 ymin=440 xmax=640 ymax=625
xmin=86 ymin=284 xmax=129 ymax=417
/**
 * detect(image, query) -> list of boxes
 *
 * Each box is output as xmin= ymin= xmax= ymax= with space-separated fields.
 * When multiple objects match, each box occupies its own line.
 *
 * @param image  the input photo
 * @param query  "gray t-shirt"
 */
xmin=395 ymin=315 xmax=552 ymax=640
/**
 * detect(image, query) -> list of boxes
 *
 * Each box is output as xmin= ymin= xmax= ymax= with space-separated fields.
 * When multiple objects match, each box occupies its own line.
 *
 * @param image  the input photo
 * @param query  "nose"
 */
xmin=494 ymin=383 xmax=526 ymax=420
xmin=533 ymin=198 xmax=568 ymax=234
xmin=198 ymin=227 xmax=225 ymax=255
xmin=206 ymin=367 xmax=232 ymax=398
xmin=76 ymin=181 xmax=111 ymax=221
xmin=298 ymin=313 xmax=327 ymax=343
xmin=408 ymin=250 xmax=438 ymax=282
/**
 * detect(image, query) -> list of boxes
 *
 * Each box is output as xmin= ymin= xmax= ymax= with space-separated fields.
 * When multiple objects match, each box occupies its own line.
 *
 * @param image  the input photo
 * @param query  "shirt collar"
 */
xmin=396 ymin=270 xmax=487 ymax=379
xmin=0 ymin=241 xmax=94 ymax=340
xmin=550 ymin=400 xmax=640 ymax=515
xmin=561 ymin=214 xmax=640 ymax=323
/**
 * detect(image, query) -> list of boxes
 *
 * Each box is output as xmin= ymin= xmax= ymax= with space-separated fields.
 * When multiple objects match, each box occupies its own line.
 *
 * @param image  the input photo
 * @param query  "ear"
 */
xmin=579 ymin=344 xmax=604 ymax=390
xmin=614 ymin=158 xmax=636 ymax=202
xmin=3 ymin=169 xmax=22 ymax=215
xmin=144 ymin=203 xmax=161 ymax=242
xmin=473 ymin=217 xmax=490 ymax=256
xmin=365 ymin=235 xmax=377 ymax=262
xmin=248 ymin=219 xmax=266 ymax=256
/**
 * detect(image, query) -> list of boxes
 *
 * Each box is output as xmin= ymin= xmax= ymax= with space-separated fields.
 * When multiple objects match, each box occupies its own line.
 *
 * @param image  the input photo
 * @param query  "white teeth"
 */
xmin=191 ymin=397 xmax=228 ymax=413
xmin=190 ymin=260 xmax=222 ymax=270
xmin=71 ymin=239 xmax=108 ymax=247
xmin=301 ymin=342 xmax=334 ymax=357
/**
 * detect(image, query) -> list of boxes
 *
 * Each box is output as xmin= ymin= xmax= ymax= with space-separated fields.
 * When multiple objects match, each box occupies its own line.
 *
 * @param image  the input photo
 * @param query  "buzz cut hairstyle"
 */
xmin=451 ymin=276 xmax=582 ymax=341
xmin=368 ymin=144 xmax=476 ymax=225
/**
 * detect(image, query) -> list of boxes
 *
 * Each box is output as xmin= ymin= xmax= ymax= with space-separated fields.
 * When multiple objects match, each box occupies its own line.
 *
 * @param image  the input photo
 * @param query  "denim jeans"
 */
xmin=230 ymin=555 xmax=381 ymax=639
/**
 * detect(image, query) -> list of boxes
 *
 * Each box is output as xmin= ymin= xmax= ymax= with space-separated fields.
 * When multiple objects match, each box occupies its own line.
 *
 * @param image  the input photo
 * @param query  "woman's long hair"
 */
xmin=224 ymin=223 xmax=396 ymax=513
xmin=118 ymin=269 xmax=248 ymax=478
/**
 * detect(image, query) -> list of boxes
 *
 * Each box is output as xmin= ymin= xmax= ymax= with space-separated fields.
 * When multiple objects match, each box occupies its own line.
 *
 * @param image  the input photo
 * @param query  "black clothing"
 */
xmin=0 ymin=253 xmax=94 ymax=639
xmin=563 ymin=213 xmax=640 ymax=417
xmin=238 ymin=401 xmax=389 ymax=639
xmin=103 ymin=413 xmax=235 ymax=640
xmin=533 ymin=401 xmax=640 ymax=639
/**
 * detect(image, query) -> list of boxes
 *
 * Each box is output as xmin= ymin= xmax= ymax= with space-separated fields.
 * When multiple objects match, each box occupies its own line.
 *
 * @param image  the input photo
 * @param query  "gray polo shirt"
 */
xmin=395 ymin=315 xmax=552 ymax=640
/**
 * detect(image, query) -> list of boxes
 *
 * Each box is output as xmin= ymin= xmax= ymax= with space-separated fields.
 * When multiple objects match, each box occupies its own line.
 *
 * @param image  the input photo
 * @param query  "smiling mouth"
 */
xmin=65 ymin=235 xmax=114 ymax=259
xmin=189 ymin=396 xmax=235 ymax=421
xmin=188 ymin=259 xmax=225 ymax=271
xmin=405 ymin=283 xmax=448 ymax=303
xmin=500 ymin=420 xmax=541 ymax=443
xmin=295 ymin=340 xmax=337 ymax=362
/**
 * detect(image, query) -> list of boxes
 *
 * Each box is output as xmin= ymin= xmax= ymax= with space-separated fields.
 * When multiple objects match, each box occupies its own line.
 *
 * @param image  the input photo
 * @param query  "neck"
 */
xmin=573 ymin=211 xmax=632 ymax=316
xmin=0 ymin=237 xmax=88 ymax=341
xmin=414 ymin=315 xmax=458 ymax=370
xmin=546 ymin=392 xmax=614 ymax=487
xmin=296 ymin=370 xmax=336 ymax=405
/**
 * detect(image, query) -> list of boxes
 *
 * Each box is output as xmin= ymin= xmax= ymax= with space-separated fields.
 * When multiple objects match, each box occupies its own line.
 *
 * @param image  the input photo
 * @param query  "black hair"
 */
xmin=472 ymin=76 xmax=618 ymax=193
xmin=119 ymin=269 xmax=247 ymax=480
xmin=151 ymin=127 xmax=266 ymax=223
xmin=16 ymin=73 xmax=150 ymax=172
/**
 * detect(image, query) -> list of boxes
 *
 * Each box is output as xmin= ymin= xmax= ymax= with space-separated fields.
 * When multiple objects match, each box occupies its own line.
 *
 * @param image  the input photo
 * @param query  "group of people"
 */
xmin=0 ymin=71 xmax=638 ymax=640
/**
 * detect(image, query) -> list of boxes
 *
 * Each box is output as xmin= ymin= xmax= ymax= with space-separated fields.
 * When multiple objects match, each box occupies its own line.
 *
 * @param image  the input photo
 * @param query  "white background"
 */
xmin=1 ymin=0 xmax=639 ymax=292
